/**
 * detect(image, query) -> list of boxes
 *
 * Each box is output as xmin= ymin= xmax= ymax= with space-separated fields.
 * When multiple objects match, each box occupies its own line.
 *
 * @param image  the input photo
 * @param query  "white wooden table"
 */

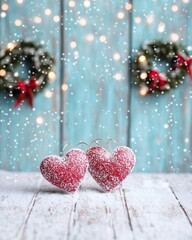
xmin=0 ymin=171 xmax=192 ymax=240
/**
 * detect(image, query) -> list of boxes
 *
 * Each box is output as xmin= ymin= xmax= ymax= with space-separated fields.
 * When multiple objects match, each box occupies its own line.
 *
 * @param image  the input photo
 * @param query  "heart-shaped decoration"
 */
xmin=40 ymin=149 xmax=88 ymax=192
xmin=86 ymin=146 xmax=136 ymax=191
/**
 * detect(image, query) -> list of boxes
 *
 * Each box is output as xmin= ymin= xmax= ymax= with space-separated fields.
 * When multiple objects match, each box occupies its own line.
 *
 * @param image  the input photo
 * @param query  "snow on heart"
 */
xmin=86 ymin=146 xmax=136 ymax=191
xmin=40 ymin=148 xmax=88 ymax=193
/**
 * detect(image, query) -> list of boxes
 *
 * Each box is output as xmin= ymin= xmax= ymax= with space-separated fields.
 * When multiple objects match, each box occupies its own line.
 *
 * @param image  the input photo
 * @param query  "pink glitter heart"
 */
xmin=86 ymin=146 xmax=136 ymax=191
xmin=40 ymin=149 xmax=88 ymax=192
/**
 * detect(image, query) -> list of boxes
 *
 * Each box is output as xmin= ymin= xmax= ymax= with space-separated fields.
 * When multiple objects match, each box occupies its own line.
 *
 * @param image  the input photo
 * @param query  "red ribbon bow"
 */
xmin=148 ymin=70 xmax=167 ymax=91
xmin=14 ymin=78 xmax=38 ymax=108
xmin=175 ymin=54 xmax=192 ymax=80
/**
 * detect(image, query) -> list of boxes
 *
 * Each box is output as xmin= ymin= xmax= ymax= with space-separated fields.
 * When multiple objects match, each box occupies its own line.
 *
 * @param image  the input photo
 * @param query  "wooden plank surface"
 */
xmin=63 ymin=0 xmax=131 ymax=146
xmin=0 ymin=171 xmax=191 ymax=240
xmin=131 ymin=0 xmax=192 ymax=172
xmin=0 ymin=0 xmax=61 ymax=171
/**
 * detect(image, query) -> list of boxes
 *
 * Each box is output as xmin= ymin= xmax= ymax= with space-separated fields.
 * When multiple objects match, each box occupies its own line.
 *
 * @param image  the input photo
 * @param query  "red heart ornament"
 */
xmin=40 ymin=149 xmax=88 ymax=193
xmin=86 ymin=146 xmax=136 ymax=191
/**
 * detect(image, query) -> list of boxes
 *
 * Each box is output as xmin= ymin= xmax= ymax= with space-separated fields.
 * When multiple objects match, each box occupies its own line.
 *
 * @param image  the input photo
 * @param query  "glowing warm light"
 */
xmin=114 ymin=73 xmax=123 ymax=81
xmin=85 ymin=34 xmax=94 ymax=42
xmin=84 ymin=0 xmax=91 ymax=8
xmin=171 ymin=33 xmax=179 ymax=42
xmin=69 ymin=0 xmax=75 ymax=7
xmin=48 ymin=71 xmax=56 ymax=81
xmin=53 ymin=15 xmax=60 ymax=22
xmin=134 ymin=17 xmax=141 ymax=24
xmin=34 ymin=16 xmax=42 ymax=24
xmin=140 ymin=72 xmax=147 ymax=79
xmin=158 ymin=22 xmax=166 ymax=32
xmin=15 ymin=19 xmax=22 ymax=26
xmin=45 ymin=8 xmax=51 ymax=15
xmin=1 ymin=3 xmax=9 ymax=11
xmin=17 ymin=0 xmax=24 ymax=3
xmin=138 ymin=55 xmax=146 ymax=63
xmin=139 ymin=86 xmax=148 ymax=96
xmin=70 ymin=41 xmax=77 ymax=48
xmin=1 ymin=12 xmax=6 ymax=18
xmin=45 ymin=90 xmax=52 ymax=98
xmin=171 ymin=5 xmax=178 ymax=12
xmin=62 ymin=83 xmax=68 ymax=91
xmin=36 ymin=117 xmax=44 ymax=124
xmin=113 ymin=53 xmax=121 ymax=61
xmin=183 ymin=0 xmax=189 ymax=3
xmin=117 ymin=12 xmax=124 ymax=19
xmin=79 ymin=17 xmax=87 ymax=26
xmin=99 ymin=35 xmax=107 ymax=43
xmin=0 ymin=69 xmax=6 ymax=77
xmin=7 ymin=42 xmax=16 ymax=50
xmin=125 ymin=3 xmax=132 ymax=11
xmin=146 ymin=14 xmax=154 ymax=24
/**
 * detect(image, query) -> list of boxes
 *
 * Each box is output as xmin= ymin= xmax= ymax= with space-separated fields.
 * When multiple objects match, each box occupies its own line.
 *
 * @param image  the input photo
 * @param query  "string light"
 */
xmin=1 ymin=3 xmax=9 ymax=11
xmin=1 ymin=12 xmax=6 ymax=18
xmin=125 ymin=3 xmax=132 ymax=11
xmin=158 ymin=22 xmax=166 ymax=32
xmin=0 ymin=69 xmax=6 ymax=77
xmin=15 ymin=19 xmax=22 ymax=26
xmin=146 ymin=14 xmax=154 ymax=24
xmin=62 ymin=83 xmax=68 ymax=91
xmin=44 ymin=90 xmax=52 ymax=98
xmin=69 ymin=0 xmax=75 ymax=8
xmin=99 ymin=35 xmax=107 ymax=43
xmin=139 ymin=86 xmax=149 ymax=96
xmin=34 ymin=16 xmax=42 ymax=24
xmin=70 ymin=41 xmax=77 ymax=48
xmin=171 ymin=5 xmax=179 ymax=12
xmin=48 ymin=71 xmax=56 ymax=81
xmin=134 ymin=17 xmax=141 ymax=24
xmin=7 ymin=42 xmax=17 ymax=50
xmin=138 ymin=55 xmax=146 ymax=63
xmin=36 ymin=117 xmax=44 ymax=125
xmin=113 ymin=52 xmax=121 ymax=61
xmin=140 ymin=72 xmax=147 ymax=79
xmin=17 ymin=0 xmax=24 ymax=3
xmin=117 ymin=12 xmax=124 ymax=20
xmin=114 ymin=73 xmax=122 ymax=81
xmin=170 ymin=33 xmax=179 ymax=42
xmin=79 ymin=17 xmax=87 ymax=26
xmin=45 ymin=9 xmax=51 ymax=16
xmin=85 ymin=34 xmax=94 ymax=42
xmin=84 ymin=0 xmax=91 ymax=8
xmin=53 ymin=16 xmax=60 ymax=22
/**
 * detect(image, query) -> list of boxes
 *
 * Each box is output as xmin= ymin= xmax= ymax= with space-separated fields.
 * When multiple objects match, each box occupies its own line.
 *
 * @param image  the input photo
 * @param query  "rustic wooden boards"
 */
xmin=130 ymin=0 xmax=192 ymax=172
xmin=0 ymin=171 xmax=191 ymax=240
xmin=0 ymin=0 xmax=61 ymax=170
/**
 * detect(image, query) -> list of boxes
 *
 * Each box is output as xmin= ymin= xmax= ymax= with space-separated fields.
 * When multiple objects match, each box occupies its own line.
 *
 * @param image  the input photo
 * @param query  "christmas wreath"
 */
xmin=134 ymin=40 xmax=192 ymax=96
xmin=0 ymin=40 xmax=55 ymax=108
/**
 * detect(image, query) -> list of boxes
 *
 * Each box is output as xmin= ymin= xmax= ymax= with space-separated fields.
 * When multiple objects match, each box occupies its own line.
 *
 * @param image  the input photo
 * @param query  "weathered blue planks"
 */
xmin=0 ymin=0 xmax=191 ymax=172
xmin=0 ymin=0 xmax=61 ymax=171
xmin=131 ymin=0 xmax=192 ymax=172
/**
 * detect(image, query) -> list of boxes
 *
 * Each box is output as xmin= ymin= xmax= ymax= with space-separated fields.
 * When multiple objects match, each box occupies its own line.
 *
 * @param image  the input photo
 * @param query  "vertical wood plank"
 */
xmin=0 ymin=0 xmax=61 ymax=171
xmin=63 ymin=0 xmax=131 ymax=146
xmin=130 ymin=0 xmax=192 ymax=172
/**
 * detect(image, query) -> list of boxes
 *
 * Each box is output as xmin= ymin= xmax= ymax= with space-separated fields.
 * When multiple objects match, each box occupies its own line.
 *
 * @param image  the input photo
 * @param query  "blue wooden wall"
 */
xmin=0 ymin=0 xmax=191 ymax=172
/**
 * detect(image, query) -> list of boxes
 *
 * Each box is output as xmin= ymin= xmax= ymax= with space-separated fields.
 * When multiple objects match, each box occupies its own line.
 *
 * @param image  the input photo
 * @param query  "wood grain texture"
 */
xmin=0 ymin=0 xmax=61 ymax=171
xmin=0 ymin=171 xmax=192 ymax=240
xmin=130 ymin=0 xmax=192 ymax=172
xmin=63 ymin=0 xmax=130 ymax=146
xmin=0 ymin=0 xmax=191 ymax=172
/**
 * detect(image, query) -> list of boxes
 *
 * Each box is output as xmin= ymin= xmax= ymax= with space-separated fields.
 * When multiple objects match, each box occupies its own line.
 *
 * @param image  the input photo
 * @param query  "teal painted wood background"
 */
xmin=0 ymin=0 xmax=191 ymax=172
